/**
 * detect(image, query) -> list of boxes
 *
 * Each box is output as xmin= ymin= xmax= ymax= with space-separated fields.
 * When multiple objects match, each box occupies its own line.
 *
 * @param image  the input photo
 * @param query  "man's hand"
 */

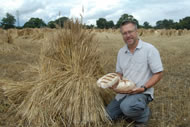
xmin=109 ymin=80 xmax=119 ymax=89
xmin=116 ymin=72 xmax=123 ymax=80
xmin=112 ymin=87 xmax=145 ymax=94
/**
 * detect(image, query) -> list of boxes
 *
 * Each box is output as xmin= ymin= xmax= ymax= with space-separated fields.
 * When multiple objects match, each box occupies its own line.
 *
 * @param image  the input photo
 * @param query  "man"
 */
xmin=106 ymin=20 xmax=163 ymax=127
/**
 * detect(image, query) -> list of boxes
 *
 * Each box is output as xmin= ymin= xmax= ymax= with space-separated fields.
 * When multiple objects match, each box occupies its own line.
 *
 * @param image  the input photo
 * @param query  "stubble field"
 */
xmin=0 ymin=28 xmax=189 ymax=127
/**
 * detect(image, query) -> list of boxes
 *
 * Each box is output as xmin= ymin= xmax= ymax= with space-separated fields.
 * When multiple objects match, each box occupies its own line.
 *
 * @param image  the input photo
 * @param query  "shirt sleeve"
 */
xmin=148 ymin=46 xmax=164 ymax=73
xmin=116 ymin=51 xmax=122 ymax=73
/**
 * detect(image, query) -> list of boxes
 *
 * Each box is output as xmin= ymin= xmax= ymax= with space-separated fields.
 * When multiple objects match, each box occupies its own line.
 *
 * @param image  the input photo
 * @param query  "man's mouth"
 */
xmin=127 ymin=38 xmax=133 ymax=42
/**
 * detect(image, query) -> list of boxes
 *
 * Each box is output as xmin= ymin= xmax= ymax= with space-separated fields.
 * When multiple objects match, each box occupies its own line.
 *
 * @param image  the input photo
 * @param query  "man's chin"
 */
xmin=126 ymin=41 xmax=134 ymax=45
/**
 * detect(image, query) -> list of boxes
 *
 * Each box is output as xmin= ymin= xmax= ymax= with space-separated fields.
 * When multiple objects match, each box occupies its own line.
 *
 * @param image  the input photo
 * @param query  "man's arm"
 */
xmin=113 ymin=71 xmax=163 ymax=94
xmin=143 ymin=71 xmax=163 ymax=89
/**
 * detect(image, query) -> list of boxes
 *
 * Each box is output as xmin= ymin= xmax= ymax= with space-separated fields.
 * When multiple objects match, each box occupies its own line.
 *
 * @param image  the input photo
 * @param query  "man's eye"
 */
xmin=128 ymin=31 xmax=133 ymax=34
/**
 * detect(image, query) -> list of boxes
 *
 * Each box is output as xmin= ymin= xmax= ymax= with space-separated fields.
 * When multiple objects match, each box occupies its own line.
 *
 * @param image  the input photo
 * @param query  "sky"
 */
xmin=0 ymin=0 xmax=190 ymax=26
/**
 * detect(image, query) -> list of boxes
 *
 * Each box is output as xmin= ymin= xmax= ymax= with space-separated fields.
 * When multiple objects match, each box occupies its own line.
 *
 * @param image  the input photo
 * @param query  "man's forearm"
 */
xmin=144 ymin=71 xmax=163 ymax=89
xmin=112 ymin=71 xmax=163 ymax=94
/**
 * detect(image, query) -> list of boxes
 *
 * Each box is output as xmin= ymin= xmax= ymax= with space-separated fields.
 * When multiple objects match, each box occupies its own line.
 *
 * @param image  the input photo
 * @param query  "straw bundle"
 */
xmin=17 ymin=29 xmax=25 ymax=37
xmin=0 ymin=43 xmax=20 ymax=54
xmin=2 ymin=80 xmax=34 ymax=105
xmin=17 ymin=28 xmax=34 ymax=39
xmin=0 ymin=31 xmax=7 ymax=44
xmin=0 ymin=30 xmax=19 ymax=53
xmin=3 ymin=19 xmax=113 ymax=127
xmin=7 ymin=30 xmax=14 ymax=44
xmin=0 ymin=28 xmax=4 ymax=34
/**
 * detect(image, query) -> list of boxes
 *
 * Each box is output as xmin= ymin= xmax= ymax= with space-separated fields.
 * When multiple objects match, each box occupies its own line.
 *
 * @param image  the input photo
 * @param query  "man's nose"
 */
xmin=126 ymin=33 xmax=131 ymax=37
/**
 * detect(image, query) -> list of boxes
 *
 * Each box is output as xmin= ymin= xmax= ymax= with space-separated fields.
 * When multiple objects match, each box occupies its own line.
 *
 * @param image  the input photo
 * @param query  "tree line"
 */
xmin=1 ymin=13 xmax=190 ymax=30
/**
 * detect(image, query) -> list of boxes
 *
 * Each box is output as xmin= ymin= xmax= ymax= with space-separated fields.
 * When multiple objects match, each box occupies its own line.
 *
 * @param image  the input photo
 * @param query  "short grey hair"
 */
xmin=120 ymin=20 xmax=138 ymax=29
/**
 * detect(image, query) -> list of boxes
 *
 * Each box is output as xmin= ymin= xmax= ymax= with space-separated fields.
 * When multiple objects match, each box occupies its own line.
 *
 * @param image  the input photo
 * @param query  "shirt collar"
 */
xmin=125 ymin=39 xmax=143 ymax=53
xmin=136 ymin=39 xmax=143 ymax=49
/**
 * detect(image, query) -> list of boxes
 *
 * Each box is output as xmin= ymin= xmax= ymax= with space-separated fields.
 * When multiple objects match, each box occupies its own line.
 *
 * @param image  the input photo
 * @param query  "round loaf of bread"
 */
xmin=116 ymin=78 xmax=136 ymax=91
xmin=97 ymin=73 xmax=120 ymax=88
xmin=97 ymin=73 xmax=136 ymax=91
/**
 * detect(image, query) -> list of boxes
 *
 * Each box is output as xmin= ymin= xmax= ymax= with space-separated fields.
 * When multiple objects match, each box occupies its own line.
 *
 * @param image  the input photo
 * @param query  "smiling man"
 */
xmin=106 ymin=20 xmax=163 ymax=127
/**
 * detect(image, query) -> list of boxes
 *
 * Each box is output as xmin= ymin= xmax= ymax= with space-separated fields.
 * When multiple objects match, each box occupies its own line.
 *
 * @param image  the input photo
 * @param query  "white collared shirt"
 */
xmin=115 ymin=39 xmax=163 ymax=100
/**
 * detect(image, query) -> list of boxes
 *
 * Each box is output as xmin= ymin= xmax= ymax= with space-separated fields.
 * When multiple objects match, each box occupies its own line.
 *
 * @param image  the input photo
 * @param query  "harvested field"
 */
xmin=0 ymin=27 xmax=190 ymax=127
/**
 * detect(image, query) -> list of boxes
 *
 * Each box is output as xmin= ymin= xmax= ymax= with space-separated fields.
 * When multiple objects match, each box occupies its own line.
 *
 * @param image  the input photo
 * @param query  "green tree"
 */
xmin=143 ymin=21 xmax=152 ymax=29
xmin=47 ymin=21 xmax=56 ymax=28
xmin=23 ymin=18 xmax=46 ymax=28
xmin=96 ymin=18 xmax=115 ymax=29
xmin=107 ymin=20 xmax=114 ymax=28
xmin=96 ymin=18 xmax=107 ymax=29
xmin=54 ymin=17 xmax=69 ymax=28
xmin=155 ymin=19 xmax=175 ymax=29
xmin=171 ymin=22 xmax=180 ymax=29
xmin=116 ymin=14 xmax=139 ymax=28
xmin=47 ymin=17 xmax=69 ymax=28
xmin=1 ymin=13 xmax=16 ymax=29
xmin=179 ymin=16 xmax=190 ymax=30
xmin=85 ymin=24 xmax=94 ymax=29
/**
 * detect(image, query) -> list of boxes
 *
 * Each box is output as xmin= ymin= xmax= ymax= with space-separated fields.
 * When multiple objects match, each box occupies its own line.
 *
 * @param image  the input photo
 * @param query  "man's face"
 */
xmin=120 ymin=23 xmax=138 ymax=46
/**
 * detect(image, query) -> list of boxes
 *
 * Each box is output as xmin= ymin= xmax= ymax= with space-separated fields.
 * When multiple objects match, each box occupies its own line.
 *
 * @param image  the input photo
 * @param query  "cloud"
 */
xmin=131 ymin=1 xmax=190 ymax=25
xmin=19 ymin=0 xmax=45 ymax=15
xmin=17 ymin=0 xmax=72 ymax=25
xmin=0 ymin=0 xmax=190 ymax=26
xmin=67 ymin=0 xmax=129 ymax=24
xmin=0 ymin=8 xmax=3 ymax=20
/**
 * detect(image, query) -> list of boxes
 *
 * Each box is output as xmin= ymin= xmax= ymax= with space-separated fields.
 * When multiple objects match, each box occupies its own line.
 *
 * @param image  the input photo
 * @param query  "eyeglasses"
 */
xmin=122 ymin=30 xmax=136 ymax=36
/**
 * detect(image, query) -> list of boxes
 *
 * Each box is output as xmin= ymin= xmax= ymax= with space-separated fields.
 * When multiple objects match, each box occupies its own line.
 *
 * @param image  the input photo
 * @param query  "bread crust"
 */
xmin=97 ymin=73 xmax=136 ymax=91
